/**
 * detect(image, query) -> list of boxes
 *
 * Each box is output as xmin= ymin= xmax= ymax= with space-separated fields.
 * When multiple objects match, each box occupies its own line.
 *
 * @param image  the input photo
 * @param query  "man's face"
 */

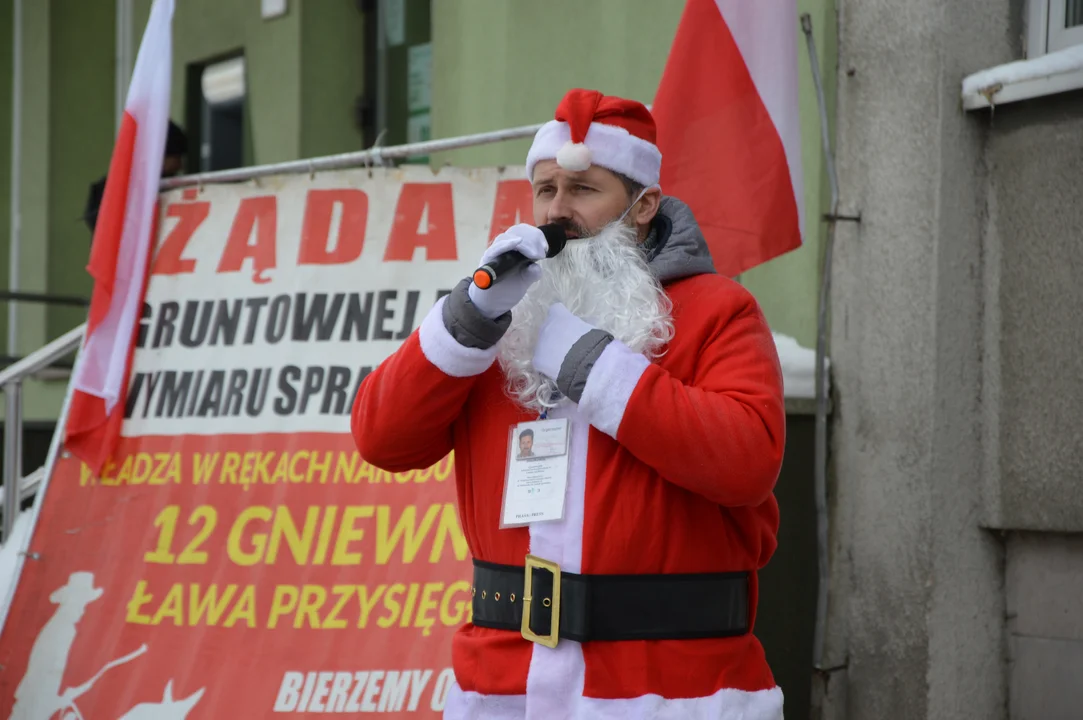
xmin=531 ymin=161 xmax=638 ymax=239
xmin=519 ymin=435 xmax=533 ymax=455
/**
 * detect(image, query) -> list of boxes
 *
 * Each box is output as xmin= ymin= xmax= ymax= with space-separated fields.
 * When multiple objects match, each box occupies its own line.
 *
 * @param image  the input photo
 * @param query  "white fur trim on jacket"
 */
xmin=443 ymin=682 xmax=785 ymax=719
xmin=417 ymin=297 xmax=499 ymax=377
xmin=526 ymin=120 xmax=662 ymax=187
xmin=523 ymin=403 xmax=590 ymax=718
xmin=577 ymin=340 xmax=650 ymax=438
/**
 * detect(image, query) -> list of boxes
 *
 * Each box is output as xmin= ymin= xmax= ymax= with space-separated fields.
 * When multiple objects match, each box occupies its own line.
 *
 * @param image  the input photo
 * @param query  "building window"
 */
xmin=187 ymin=56 xmax=247 ymax=172
xmin=357 ymin=0 xmax=431 ymax=161
xmin=962 ymin=0 xmax=1083 ymax=109
xmin=1049 ymin=0 xmax=1083 ymax=51
xmin=1028 ymin=0 xmax=1083 ymax=57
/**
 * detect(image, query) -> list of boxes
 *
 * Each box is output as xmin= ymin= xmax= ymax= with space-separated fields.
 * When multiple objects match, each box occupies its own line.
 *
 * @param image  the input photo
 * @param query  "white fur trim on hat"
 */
xmin=526 ymin=120 xmax=662 ymax=187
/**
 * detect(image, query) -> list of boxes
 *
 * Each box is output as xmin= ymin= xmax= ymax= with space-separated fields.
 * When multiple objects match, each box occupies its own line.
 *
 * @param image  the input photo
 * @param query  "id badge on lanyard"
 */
xmin=499 ymin=409 xmax=571 ymax=528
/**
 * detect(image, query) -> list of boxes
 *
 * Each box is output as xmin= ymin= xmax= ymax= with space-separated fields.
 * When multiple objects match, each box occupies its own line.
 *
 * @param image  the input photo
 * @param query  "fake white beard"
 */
xmin=496 ymin=221 xmax=675 ymax=413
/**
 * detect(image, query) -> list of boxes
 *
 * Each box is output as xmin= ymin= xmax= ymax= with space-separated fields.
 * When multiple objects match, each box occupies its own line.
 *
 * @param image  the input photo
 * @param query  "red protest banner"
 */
xmin=0 ymin=167 xmax=533 ymax=718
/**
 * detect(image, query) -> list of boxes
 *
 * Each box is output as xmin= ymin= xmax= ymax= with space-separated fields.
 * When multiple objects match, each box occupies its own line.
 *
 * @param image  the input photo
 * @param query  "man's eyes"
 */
xmin=535 ymin=184 xmax=595 ymax=195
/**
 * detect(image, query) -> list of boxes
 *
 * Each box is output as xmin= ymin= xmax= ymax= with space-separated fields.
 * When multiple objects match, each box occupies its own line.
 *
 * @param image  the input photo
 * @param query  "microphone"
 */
xmin=472 ymin=224 xmax=568 ymax=290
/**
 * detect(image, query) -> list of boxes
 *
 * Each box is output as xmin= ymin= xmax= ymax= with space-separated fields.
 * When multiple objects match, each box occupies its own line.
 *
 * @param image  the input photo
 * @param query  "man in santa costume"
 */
xmin=352 ymin=88 xmax=786 ymax=719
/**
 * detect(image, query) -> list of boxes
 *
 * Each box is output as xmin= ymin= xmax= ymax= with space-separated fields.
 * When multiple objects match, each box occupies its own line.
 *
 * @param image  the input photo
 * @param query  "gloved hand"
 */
xmin=532 ymin=303 xmax=615 ymax=403
xmin=467 ymin=224 xmax=547 ymax=319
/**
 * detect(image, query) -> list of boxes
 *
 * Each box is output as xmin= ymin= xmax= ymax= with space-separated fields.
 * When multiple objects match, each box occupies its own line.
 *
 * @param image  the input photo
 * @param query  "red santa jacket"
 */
xmin=352 ymin=197 xmax=786 ymax=719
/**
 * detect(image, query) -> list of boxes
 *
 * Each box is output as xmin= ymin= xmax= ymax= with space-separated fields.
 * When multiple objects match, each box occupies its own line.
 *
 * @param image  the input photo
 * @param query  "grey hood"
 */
xmin=646 ymin=195 xmax=717 ymax=285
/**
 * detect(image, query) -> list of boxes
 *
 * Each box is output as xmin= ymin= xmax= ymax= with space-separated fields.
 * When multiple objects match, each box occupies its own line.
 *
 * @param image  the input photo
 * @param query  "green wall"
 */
xmin=16 ymin=0 xmax=50 ymax=361
xmin=0 ymin=0 xmax=11 ymax=356
xmin=133 ymin=0 xmax=366 ymax=165
xmin=0 ymin=0 xmax=74 ymax=422
xmin=430 ymin=0 xmax=837 ymax=348
xmin=16 ymin=0 xmax=68 ymax=421
xmin=133 ymin=0 xmax=304 ymax=165
xmin=299 ymin=1 xmax=366 ymax=159
xmin=47 ymin=0 xmax=116 ymax=340
xmin=431 ymin=0 xmax=681 ymax=168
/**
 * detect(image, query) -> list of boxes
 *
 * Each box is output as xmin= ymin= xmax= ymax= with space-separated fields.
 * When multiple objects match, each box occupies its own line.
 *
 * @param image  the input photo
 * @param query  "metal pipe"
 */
xmin=124 ymin=0 xmax=132 ymax=101
xmin=9 ymin=0 xmax=23 ymax=361
xmin=5 ymin=2 xmax=22 ymax=543
xmin=0 ymin=464 xmax=43 ymax=513
xmin=376 ymin=0 xmax=388 ymax=140
xmin=0 ymin=321 xmax=84 ymax=542
xmin=115 ymin=0 xmax=123 ymax=128
xmin=160 ymin=122 xmax=545 ymax=190
xmin=0 ymin=290 xmax=89 ymax=307
xmin=0 ymin=324 xmax=85 ymax=388
xmin=2 ymin=381 xmax=23 ymax=542
xmin=115 ymin=0 xmax=133 ymax=130
xmin=802 ymin=12 xmax=839 ymax=672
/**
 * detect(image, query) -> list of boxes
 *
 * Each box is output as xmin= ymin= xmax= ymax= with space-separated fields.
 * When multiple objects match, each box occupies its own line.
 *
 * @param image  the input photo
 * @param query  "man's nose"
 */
xmin=547 ymin=190 xmax=573 ymax=224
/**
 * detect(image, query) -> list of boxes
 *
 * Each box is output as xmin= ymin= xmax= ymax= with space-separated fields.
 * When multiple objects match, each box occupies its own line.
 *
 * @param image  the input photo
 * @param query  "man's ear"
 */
xmin=633 ymin=186 xmax=663 ymax=228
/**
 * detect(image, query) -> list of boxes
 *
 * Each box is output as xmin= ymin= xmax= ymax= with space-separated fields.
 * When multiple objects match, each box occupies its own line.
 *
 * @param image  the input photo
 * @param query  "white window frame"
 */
xmin=963 ymin=0 xmax=1083 ymax=109
xmin=1048 ymin=0 xmax=1083 ymax=52
xmin=1028 ymin=0 xmax=1083 ymax=57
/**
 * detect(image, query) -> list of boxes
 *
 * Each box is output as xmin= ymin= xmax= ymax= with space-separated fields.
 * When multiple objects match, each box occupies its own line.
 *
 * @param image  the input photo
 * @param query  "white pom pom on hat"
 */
xmin=525 ymin=88 xmax=662 ymax=188
xmin=555 ymin=141 xmax=593 ymax=172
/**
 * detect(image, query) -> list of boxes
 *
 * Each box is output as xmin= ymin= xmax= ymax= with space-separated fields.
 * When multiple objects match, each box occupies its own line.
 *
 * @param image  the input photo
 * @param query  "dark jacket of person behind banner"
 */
xmin=82 ymin=120 xmax=188 ymax=235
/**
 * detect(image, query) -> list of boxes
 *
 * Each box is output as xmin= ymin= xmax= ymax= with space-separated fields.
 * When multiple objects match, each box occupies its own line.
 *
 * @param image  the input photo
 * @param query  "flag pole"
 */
xmin=8 ymin=0 xmax=22 ymax=362
xmin=115 ymin=0 xmax=134 ymax=131
xmin=802 ymin=12 xmax=840 ymax=676
xmin=3 ymin=0 xmax=24 ymax=544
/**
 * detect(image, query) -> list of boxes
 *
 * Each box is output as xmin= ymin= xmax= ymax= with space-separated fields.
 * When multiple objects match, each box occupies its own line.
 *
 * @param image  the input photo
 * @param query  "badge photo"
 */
xmin=500 ymin=418 xmax=571 ymax=527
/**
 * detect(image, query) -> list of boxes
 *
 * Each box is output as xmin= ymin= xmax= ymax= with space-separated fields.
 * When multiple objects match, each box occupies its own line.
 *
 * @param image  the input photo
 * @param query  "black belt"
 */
xmin=471 ymin=555 xmax=749 ymax=647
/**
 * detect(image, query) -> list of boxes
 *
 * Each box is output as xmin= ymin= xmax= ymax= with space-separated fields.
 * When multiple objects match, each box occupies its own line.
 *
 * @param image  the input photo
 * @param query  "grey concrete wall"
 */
xmin=823 ymin=0 xmax=1023 ymax=717
xmin=1006 ymin=533 xmax=1083 ymax=720
xmin=980 ymin=91 xmax=1083 ymax=532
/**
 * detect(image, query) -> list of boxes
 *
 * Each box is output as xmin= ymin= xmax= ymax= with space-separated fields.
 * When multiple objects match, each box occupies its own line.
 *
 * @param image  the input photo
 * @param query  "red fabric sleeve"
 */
xmin=351 ymin=303 xmax=493 ymax=472
xmin=582 ymin=283 xmax=786 ymax=507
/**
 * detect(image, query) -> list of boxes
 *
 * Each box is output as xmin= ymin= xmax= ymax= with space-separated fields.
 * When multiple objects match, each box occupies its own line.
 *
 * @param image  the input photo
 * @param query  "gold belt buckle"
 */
xmin=521 ymin=554 xmax=560 ymax=648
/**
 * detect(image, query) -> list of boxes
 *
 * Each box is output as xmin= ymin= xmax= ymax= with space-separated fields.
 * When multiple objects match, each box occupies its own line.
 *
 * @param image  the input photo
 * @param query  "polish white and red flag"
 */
xmin=653 ymin=0 xmax=804 ymax=278
xmin=66 ymin=0 xmax=175 ymax=473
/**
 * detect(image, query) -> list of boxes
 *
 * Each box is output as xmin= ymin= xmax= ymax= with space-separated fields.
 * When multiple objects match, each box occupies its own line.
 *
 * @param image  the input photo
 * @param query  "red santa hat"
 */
xmin=525 ymin=88 xmax=662 ymax=188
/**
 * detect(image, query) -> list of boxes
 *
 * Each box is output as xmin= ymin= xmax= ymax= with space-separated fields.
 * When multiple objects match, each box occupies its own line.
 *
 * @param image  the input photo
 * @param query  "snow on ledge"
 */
xmin=772 ymin=332 xmax=826 ymax=400
xmin=962 ymin=44 xmax=1083 ymax=110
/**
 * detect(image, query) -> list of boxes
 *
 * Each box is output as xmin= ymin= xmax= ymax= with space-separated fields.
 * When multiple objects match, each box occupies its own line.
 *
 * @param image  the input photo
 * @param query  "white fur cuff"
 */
xmin=532 ymin=304 xmax=595 ymax=381
xmin=418 ymin=297 xmax=500 ymax=378
xmin=577 ymin=340 xmax=650 ymax=438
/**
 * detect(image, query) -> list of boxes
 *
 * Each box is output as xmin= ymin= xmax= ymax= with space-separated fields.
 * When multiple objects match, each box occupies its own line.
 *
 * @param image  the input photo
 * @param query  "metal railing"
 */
xmin=0 ymin=323 xmax=85 ymax=541
xmin=0 ymin=464 xmax=44 ymax=513
xmin=159 ymin=122 xmax=545 ymax=189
